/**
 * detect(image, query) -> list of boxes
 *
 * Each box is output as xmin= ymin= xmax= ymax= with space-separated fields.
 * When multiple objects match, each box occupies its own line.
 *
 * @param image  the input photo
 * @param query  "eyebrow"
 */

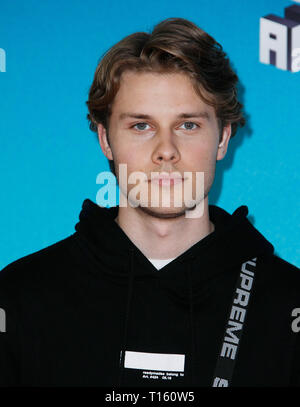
xmin=119 ymin=111 xmax=210 ymax=121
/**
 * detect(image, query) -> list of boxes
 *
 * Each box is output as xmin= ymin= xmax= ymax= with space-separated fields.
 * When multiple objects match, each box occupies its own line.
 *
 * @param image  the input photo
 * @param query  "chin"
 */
xmin=138 ymin=204 xmax=189 ymax=219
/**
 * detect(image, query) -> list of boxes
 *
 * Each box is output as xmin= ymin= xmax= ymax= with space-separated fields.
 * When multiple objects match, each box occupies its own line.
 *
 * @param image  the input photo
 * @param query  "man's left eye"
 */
xmin=180 ymin=122 xmax=198 ymax=130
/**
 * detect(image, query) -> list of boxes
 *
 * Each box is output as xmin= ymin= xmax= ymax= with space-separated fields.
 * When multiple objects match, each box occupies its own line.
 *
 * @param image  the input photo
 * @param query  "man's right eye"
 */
xmin=131 ymin=122 xmax=150 ymax=131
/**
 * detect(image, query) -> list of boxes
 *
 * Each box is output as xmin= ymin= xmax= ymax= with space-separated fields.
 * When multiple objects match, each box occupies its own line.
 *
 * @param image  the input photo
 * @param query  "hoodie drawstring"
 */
xmin=118 ymin=247 xmax=135 ymax=387
xmin=187 ymin=256 xmax=196 ymax=386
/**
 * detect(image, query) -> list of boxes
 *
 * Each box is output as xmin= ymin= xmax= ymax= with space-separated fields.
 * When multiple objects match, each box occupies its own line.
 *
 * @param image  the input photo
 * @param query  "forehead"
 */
xmin=111 ymin=70 xmax=215 ymax=116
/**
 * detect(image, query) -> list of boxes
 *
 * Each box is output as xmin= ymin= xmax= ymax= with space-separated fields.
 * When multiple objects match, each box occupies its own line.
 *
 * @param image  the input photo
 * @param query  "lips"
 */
xmin=149 ymin=172 xmax=184 ymax=186
xmin=152 ymin=178 xmax=183 ymax=186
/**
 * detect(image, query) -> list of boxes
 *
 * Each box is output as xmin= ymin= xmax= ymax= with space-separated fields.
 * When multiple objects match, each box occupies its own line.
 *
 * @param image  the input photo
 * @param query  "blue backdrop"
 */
xmin=0 ymin=0 xmax=299 ymax=269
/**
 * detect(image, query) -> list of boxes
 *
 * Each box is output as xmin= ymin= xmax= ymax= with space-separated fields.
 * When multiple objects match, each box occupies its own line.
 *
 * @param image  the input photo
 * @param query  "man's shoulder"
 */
xmin=258 ymin=253 xmax=300 ymax=298
xmin=265 ymin=253 xmax=299 ymax=276
xmin=0 ymin=234 xmax=78 ymax=286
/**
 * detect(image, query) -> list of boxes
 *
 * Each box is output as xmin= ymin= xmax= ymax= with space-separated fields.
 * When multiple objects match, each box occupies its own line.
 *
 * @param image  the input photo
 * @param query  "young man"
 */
xmin=0 ymin=18 xmax=299 ymax=387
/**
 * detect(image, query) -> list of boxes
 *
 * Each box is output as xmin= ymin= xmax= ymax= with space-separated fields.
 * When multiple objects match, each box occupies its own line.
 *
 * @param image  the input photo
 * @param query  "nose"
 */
xmin=151 ymin=129 xmax=180 ymax=165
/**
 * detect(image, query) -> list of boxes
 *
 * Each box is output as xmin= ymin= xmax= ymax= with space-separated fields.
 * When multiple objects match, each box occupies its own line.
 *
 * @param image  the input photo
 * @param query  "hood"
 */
xmin=74 ymin=199 xmax=274 ymax=282
xmin=74 ymin=199 xmax=274 ymax=386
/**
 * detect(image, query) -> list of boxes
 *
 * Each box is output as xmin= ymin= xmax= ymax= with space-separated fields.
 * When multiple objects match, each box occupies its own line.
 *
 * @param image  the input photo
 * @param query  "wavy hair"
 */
xmin=86 ymin=17 xmax=246 ymax=172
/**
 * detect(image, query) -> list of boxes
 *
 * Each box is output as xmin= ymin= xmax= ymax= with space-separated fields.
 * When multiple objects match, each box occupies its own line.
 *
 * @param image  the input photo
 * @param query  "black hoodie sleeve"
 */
xmin=291 ymin=327 xmax=300 ymax=386
xmin=0 ymin=266 xmax=21 ymax=386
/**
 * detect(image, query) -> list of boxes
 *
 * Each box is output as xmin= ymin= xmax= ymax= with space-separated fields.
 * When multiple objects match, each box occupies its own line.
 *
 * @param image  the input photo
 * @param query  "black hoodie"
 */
xmin=0 ymin=199 xmax=299 ymax=387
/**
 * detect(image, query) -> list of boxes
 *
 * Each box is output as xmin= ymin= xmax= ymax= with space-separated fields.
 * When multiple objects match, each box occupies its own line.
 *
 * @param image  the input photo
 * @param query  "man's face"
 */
xmin=98 ymin=71 xmax=231 ymax=218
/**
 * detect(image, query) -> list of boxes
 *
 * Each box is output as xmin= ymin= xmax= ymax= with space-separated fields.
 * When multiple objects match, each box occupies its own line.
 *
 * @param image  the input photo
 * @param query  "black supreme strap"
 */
xmin=212 ymin=257 xmax=257 ymax=387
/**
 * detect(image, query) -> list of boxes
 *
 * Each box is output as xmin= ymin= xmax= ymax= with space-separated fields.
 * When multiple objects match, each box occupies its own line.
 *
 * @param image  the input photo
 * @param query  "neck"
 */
xmin=114 ymin=197 xmax=214 ymax=259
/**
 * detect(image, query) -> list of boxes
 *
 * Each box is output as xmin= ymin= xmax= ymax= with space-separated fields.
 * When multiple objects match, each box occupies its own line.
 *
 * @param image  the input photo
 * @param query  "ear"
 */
xmin=97 ymin=123 xmax=113 ymax=160
xmin=216 ymin=123 xmax=231 ymax=161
